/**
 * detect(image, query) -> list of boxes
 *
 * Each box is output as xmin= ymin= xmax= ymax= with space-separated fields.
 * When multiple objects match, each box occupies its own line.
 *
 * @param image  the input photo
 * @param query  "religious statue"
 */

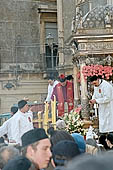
xmin=105 ymin=12 xmax=111 ymax=25
xmin=71 ymin=17 xmax=75 ymax=32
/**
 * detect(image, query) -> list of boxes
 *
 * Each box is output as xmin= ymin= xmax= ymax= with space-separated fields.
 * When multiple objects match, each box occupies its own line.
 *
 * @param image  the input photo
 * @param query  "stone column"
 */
xmin=80 ymin=62 xmax=89 ymax=119
xmin=57 ymin=0 xmax=64 ymax=66
xmin=89 ymin=1 xmax=92 ymax=11
xmin=107 ymin=0 xmax=113 ymax=5
xmin=73 ymin=65 xmax=80 ymax=107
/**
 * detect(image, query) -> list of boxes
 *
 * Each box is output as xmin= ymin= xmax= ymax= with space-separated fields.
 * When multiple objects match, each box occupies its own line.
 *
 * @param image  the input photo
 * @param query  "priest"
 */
xmin=51 ymin=74 xmax=74 ymax=116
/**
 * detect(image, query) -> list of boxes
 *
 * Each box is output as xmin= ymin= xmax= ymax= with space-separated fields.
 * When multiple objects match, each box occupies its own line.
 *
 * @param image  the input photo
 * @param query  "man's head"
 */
xmin=48 ymin=129 xmax=75 ymax=147
xmin=48 ymin=76 xmax=55 ymax=86
xmin=52 ymin=140 xmax=81 ymax=167
xmin=0 ymin=145 xmax=20 ymax=169
xmin=3 ymin=155 xmax=32 ymax=170
xmin=18 ymin=100 xmax=29 ymax=113
xmin=66 ymin=75 xmax=73 ymax=81
xmin=89 ymin=75 xmax=100 ymax=87
xmin=71 ymin=133 xmax=86 ymax=153
xmin=21 ymin=128 xmax=52 ymax=169
xmin=106 ymin=133 xmax=113 ymax=148
xmin=59 ymin=74 xmax=67 ymax=86
xmin=11 ymin=106 xmax=18 ymax=116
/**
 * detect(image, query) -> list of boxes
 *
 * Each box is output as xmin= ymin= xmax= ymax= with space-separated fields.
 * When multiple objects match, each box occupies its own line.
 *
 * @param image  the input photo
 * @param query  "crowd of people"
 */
xmin=0 ymin=124 xmax=113 ymax=169
xmin=0 ymin=73 xmax=112 ymax=169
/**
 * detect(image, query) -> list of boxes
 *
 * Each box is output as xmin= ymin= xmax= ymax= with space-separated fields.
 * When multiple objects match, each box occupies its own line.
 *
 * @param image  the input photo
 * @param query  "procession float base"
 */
xmin=83 ymin=117 xmax=99 ymax=129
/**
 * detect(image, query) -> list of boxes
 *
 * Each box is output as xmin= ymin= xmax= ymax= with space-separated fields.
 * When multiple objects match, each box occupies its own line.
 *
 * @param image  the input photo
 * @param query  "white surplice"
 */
xmin=11 ymin=110 xmax=34 ymax=145
xmin=92 ymin=80 xmax=113 ymax=133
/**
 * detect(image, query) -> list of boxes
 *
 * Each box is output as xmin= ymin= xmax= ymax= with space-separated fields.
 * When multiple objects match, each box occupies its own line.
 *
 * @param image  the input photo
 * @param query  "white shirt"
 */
xmin=27 ymin=110 xmax=33 ymax=119
xmin=46 ymin=80 xmax=59 ymax=102
xmin=0 ymin=117 xmax=13 ymax=141
xmin=92 ymin=80 xmax=113 ymax=133
xmin=11 ymin=110 xmax=34 ymax=145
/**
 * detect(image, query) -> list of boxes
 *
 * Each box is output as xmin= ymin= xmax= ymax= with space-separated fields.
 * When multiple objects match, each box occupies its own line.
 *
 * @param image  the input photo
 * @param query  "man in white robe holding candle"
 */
xmin=89 ymin=75 xmax=113 ymax=133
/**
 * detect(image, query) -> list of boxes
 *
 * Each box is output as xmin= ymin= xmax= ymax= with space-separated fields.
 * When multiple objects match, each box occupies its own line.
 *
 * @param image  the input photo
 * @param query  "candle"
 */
xmin=51 ymin=95 xmax=56 ymax=129
xmin=44 ymin=102 xmax=49 ymax=132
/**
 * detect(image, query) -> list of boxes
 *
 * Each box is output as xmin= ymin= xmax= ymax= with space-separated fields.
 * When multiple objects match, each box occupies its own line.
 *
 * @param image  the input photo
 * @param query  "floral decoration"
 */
xmin=82 ymin=65 xmax=113 ymax=81
xmin=63 ymin=107 xmax=87 ymax=135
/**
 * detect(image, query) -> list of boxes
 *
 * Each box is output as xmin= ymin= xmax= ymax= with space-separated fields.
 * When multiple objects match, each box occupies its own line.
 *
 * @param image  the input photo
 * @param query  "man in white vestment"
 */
xmin=45 ymin=76 xmax=58 ymax=103
xmin=90 ymin=75 xmax=113 ymax=133
xmin=11 ymin=100 xmax=34 ymax=145
xmin=0 ymin=106 xmax=18 ymax=143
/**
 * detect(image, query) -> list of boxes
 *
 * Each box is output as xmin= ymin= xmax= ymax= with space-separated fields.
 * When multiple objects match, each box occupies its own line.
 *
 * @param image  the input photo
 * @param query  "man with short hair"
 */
xmin=21 ymin=128 xmax=52 ymax=170
xmin=10 ymin=106 xmax=18 ymax=116
xmin=11 ymin=100 xmax=34 ymax=145
xmin=45 ymin=76 xmax=58 ymax=103
xmin=89 ymin=75 xmax=113 ymax=133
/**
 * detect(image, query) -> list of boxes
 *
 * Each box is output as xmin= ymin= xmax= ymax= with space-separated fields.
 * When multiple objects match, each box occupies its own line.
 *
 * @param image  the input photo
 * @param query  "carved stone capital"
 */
xmin=81 ymin=98 xmax=90 ymax=118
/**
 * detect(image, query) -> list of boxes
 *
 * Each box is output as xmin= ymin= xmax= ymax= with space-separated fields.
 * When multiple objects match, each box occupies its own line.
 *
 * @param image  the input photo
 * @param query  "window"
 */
xmin=45 ymin=22 xmax=58 ymax=70
xmin=45 ymin=43 xmax=58 ymax=69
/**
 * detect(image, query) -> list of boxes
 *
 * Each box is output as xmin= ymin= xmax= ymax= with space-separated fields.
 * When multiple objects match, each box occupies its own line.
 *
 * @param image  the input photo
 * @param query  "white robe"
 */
xmin=0 ymin=117 xmax=13 ymax=141
xmin=46 ymin=80 xmax=59 ymax=102
xmin=92 ymin=80 xmax=113 ymax=133
xmin=11 ymin=110 xmax=34 ymax=145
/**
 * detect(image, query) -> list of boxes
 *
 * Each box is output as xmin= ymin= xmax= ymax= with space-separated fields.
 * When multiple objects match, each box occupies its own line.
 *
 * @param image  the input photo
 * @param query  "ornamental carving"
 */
xmin=76 ymin=0 xmax=88 ymax=6
xmin=79 ymin=42 xmax=113 ymax=51
xmin=74 ymin=5 xmax=113 ymax=30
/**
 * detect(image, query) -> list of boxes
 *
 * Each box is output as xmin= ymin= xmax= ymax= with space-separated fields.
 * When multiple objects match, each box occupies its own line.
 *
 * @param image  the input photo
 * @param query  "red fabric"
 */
xmin=56 ymin=83 xmax=64 ymax=117
xmin=56 ymin=81 xmax=74 ymax=116
xmin=67 ymin=81 xmax=74 ymax=113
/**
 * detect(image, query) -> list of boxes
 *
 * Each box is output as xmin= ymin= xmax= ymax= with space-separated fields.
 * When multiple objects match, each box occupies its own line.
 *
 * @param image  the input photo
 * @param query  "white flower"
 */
xmin=63 ymin=109 xmax=88 ymax=135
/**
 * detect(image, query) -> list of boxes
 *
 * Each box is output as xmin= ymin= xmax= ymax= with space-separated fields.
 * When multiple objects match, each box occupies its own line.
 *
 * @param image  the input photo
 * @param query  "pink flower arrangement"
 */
xmin=82 ymin=65 xmax=113 ymax=81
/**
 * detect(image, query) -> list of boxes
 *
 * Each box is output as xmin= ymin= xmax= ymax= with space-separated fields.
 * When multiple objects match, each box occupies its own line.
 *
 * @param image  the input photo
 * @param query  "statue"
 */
xmin=71 ymin=17 xmax=75 ymax=32
xmin=105 ymin=12 xmax=111 ymax=26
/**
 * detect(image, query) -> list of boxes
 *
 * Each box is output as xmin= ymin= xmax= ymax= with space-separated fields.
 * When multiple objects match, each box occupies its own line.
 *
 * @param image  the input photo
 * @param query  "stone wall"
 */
xmin=0 ymin=0 xmax=57 ymax=113
xmin=63 ymin=0 xmax=75 ymax=42
xmin=0 ymin=0 xmax=40 ymax=71
xmin=0 ymin=0 xmax=56 ymax=72
xmin=0 ymin=73 xmax=48 ymax=113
